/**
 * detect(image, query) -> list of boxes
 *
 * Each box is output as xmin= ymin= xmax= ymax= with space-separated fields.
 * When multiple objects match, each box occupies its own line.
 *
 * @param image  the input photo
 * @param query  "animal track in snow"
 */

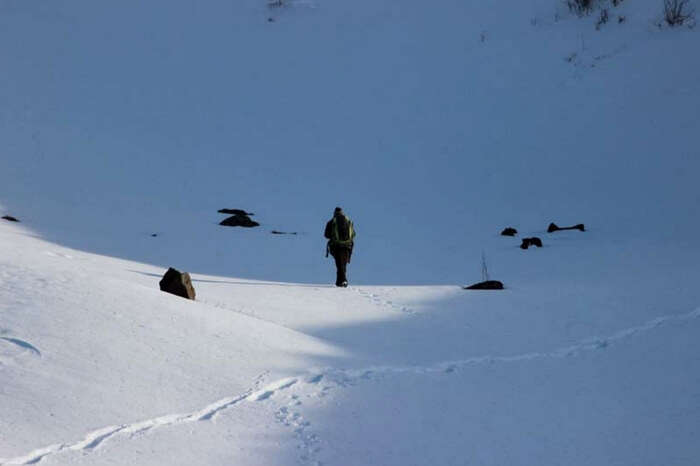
xmin=275 ymin=402 xmax=322 ymax=465
xmin=342 ymin=307 xmax=700 ymax=378
xmin=3 ymin=307 xmax=698 ymax=465
xmin=0 ymin=385 xmax=261 ymax=464
xmin=247 ymin=377 xmax=298 ymax=401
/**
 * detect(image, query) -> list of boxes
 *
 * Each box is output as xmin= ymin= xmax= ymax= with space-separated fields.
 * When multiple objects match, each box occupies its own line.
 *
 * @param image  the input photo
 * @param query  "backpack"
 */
xmin=331 ymin=215 xmax=355 ymax=246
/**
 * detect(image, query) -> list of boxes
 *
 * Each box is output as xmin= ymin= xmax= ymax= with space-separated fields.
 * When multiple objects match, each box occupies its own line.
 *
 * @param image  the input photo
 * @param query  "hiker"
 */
xmin=324 ymin=207 xmax=356 ymax=287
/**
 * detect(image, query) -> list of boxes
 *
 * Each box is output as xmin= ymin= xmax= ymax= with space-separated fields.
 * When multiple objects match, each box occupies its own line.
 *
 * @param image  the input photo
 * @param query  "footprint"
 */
xmin=276 ymin=379 xmax=298 ymax=390
xmin=354 ymin=288 xmax=415 ymax=314
xmin=248 ymin=378 xmax=298 ymax=401
xmin=274 ymin=402 xmax=321 ymax=465
xmin=253 ymin=371 xmax=270 ymax=389
xmin=251 ymin=390 xmax=274 ymax=401
xmin=71 ymin=426 xmax=125 ymax=451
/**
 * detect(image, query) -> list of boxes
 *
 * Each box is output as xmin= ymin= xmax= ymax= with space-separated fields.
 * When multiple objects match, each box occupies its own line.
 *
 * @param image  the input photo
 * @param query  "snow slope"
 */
xmin=2 ymin=0 xmax=700 ymax=464
xmin=1 ymin=0 xmax=699 ymax=284
xmin=2 ymin=217 xmax=700 ymax=465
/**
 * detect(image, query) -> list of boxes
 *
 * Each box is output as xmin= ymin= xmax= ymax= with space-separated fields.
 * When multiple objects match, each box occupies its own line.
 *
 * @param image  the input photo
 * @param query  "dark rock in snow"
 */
xmin=220 ymin=215 xmax=260 ymax=228
xmin=464 ymin=280 xmax=504 ymax=290
xmin=529 ymin=237 xmax=543 ymax=247
xmin=218 ymin=209 xmax=254 ymax=216
xmin=151 ymin=233 xmax=158 ymax=237
xmin=520 ymin=237 xmax=543 ymax=249
xmin=501 ymin=227 xmax=517 ymax=236
xmin=271 ymin=230 xmax=298 ymax=235
xmin=159 ymin=267 xmax=196 ymax=300
xmin=2 ymin=215 xmax=19 ymax=222
xmin=547 ymin=222 xmax=585 ymax=233
xmin=217 ymin=208 xmax=259 ymax=228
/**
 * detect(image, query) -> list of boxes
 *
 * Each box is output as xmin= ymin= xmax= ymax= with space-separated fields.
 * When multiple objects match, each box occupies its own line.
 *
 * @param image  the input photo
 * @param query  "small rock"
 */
xmin=500 ymin=227 xmax=517 ymax=236
xmin=464 ymin=280 xmax=504 ymax=290
xmin=520 ymin=237 xmax=543 ymax=249
xmin=159 ymin=267 xmax=196 ymax=300
xmin=529 ymin=237 xmax=543 ymax=247
xmin=548 ymin=222 xmax=585 ymax=233
xmin=218 ymin=209 xmax=254 ymax=216
xmin=1 ymin=215 xmax=19 ymax=222
xmin=220 ymin=215 xmax=260 ymax=228
xmin=271 ymin=230 xmax=298 ymax=235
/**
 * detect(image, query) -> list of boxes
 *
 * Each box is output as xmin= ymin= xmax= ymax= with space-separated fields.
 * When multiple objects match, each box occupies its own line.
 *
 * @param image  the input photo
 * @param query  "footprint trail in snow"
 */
xmin=2 ymin=307 xmax=698 ymax=465
xmin=353 ymin=287 xmax=415 ymax=314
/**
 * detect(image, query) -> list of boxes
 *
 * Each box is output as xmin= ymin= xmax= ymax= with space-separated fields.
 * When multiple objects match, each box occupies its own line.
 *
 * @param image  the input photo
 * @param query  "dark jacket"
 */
xmin=325 ymin=213 xmax=355 ymax=257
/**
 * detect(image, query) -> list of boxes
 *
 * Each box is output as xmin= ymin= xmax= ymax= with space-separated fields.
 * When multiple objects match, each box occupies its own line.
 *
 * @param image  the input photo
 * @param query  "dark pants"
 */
xmin=331 ymin=246 xmax=351 ymax=286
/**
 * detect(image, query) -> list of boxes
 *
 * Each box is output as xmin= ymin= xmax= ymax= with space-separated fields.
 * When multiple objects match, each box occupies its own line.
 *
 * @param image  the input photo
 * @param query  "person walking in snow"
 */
xmin=324 ymin=207 xmax=356 ymax=287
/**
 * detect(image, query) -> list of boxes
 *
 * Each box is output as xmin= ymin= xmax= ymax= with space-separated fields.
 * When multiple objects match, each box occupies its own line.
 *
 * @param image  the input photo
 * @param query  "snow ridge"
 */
xmin=0 ymin=338 xmax=41 ymax=357
xmin=2 ymin=306 xmax=697 ymax=465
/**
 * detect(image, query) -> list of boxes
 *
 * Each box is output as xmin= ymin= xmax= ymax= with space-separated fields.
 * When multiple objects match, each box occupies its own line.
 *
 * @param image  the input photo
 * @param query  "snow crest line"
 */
xmin=2 ymin=308 xmax=697 ymax=465
xmin=0 ymin=337 xmax=41 ymax=357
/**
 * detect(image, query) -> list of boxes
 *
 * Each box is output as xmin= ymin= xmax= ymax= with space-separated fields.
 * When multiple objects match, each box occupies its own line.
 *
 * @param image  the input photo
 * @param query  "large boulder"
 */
xmin=159 ymin=267 xmax=196 ymax=300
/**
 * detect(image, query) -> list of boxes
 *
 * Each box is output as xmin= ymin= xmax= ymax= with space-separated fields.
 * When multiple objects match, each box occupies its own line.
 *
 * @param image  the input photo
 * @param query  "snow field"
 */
xmin=2 ymin=219 xmax=700 ymax=465
xmin=2 ymin=0 xmax=699 ymax=463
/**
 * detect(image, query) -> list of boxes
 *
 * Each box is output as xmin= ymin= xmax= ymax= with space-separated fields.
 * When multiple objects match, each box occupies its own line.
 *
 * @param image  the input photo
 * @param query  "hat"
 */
xmin=334 ymin=207 xmax=343 ymax=214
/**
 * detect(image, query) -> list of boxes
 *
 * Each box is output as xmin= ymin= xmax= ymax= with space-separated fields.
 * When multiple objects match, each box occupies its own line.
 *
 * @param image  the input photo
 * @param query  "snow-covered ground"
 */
xmin=2 ymin=0 xmax=699 ymax=464
xmin=2 ymin=212 xmax=700 ymax=465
